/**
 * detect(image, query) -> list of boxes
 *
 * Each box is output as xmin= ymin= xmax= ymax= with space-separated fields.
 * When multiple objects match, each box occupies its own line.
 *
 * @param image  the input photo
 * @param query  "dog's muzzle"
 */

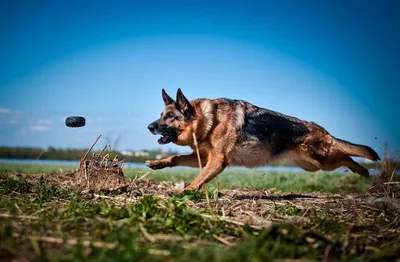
xmin=147 ymin=121 xmax=177 ymax=144
xmin=147 ymin=122 xmax=157 ymax=135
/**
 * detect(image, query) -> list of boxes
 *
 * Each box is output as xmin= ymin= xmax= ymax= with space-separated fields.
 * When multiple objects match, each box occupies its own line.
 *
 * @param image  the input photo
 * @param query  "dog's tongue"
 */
xmin=158 ymin=135 xmax=169 ymax=144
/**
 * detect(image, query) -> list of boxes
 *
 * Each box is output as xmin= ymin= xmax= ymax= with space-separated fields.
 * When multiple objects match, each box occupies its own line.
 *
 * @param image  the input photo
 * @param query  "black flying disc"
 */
xmin=65 ymin=116 xmax=86 ymax=128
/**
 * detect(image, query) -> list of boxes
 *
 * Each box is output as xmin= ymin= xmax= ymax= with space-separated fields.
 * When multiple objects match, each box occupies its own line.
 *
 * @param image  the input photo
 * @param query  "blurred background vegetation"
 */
xmin=0 ymin=146 xmax=174 ymax=162
xmin=0 ymin=146 xmax=391 ymax=169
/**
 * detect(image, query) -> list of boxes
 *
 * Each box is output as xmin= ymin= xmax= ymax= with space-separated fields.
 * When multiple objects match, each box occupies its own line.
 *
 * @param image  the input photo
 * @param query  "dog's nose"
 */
xmin=148 ymin=123 xmax=155 ymax=132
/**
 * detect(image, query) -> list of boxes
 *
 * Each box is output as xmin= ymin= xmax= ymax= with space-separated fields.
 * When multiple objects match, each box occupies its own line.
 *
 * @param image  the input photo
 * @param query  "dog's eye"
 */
xmin=165 ymin=113 xmax=175 ymax=119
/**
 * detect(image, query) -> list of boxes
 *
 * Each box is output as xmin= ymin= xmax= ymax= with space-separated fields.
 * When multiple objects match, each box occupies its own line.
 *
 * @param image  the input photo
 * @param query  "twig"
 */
xmin=93 ymin=194 xmax=137 ymax=202
xmin=245 ymin=211 xmax=264 ymax=224
xmin=0 ymin=213 xmax=37 ymax=220
xmin=148 ymin=249 xmax=171 ymax=256
xmin=192 ymin=133 xmax=203 ymax=172
xmin=200 ymin=214 xmax=263 ymax=229
xmin=14 ymin=203 xmax=23 ymax=214
xmin=35 ymin=150 xmax=46 ymax=160
xmin=323 ymin=244 xmax=333 ymax=262
xmin=101 ymin=154 xmax=110 ymax=168
xmin=139 ymin=223 xmax=155 ymax=243
xmin=13 ymin=233 xmax=117 ymax=249
xmin=138 ymin=172 xmax=151 ymax=180
xmin=205 ymin=185 xmax=211 ymax=211
xmin=389 ymin=159 xmax=397 ymax=182
xmin=212 ymin=234 xmax=234 ymax=246
xmin=384 ymin=182 xmax=399 ymax=185
xmin=99 ymin=145 xmax=108 ymax=157
xmin=214 ymin=181 xmax=220 ymax=199
xmin=84 ymin=161 xmax=89 ymax=189
xmin=152 ymin=233 xmax=193 ymax=241
xmin=301 ymin=208 xmax=310 ymax=218
xmin=82 ymin=135 xmax=102 ymax=162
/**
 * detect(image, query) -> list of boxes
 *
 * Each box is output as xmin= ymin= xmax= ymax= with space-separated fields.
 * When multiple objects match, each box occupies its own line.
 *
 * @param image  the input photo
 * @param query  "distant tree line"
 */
xmin=0 ymin=146 xmax=168 ymax=163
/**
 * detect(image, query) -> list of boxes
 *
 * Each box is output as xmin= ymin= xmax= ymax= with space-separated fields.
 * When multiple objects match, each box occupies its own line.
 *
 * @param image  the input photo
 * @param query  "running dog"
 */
xmin=146 ymin=89 xmax=380 ymax=192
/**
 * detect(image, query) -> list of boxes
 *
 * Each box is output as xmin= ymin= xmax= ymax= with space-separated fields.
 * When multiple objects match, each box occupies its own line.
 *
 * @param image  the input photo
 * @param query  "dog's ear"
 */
xmin=162 ymin=89 xmax=175 ymax=105
xmin=176 ymin=89 xmax=195 ymax=120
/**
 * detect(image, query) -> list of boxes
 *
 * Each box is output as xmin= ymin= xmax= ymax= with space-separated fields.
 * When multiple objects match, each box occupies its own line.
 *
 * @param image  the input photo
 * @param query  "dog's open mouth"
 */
xmin=158 ymin=134 xmax=172 ymax=144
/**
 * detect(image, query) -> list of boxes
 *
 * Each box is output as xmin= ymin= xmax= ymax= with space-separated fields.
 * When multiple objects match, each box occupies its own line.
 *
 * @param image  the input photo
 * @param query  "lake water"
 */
xmin=0 ymin=158 xmax=383 ymax=174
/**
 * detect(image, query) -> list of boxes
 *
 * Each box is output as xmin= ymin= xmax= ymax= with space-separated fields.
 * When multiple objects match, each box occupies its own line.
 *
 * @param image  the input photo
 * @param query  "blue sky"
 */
xmin=0 ymin=0 xmax=398 ymax=156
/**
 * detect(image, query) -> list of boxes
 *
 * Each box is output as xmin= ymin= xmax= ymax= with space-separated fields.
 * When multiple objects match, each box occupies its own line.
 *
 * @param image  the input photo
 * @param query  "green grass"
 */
xmin=0 ymin=163 xmax=373 ymax=193
xmin=0 ymin=163 xmax=76 ymax=174
xmin=1 ymin=175 xmax=398 ymax=262
xmin=126 ymin=167 xmax=373 ymax=193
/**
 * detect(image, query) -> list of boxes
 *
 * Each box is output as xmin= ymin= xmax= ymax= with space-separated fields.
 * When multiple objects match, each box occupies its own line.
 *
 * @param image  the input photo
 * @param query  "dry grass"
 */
xmin=44 ymin=136 xmax=127 ymax=193
xmin=73 ymin=150 xmax=125 ymax=192
xmin=2 ymin=171 xmax=400 ymax=261
xmin=370 ymin=156 xmax=400 ymax=198
xmin=1 ymin=137 xmax=399 ymax=261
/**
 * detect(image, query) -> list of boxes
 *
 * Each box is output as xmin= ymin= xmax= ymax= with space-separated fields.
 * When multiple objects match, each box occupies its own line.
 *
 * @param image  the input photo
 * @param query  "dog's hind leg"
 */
xmin=290 ymin=148 xmax=323 ymax=172
xmin=293 ymin=159 xmax=320 ymax=172
xmin=294 ymin=149 xmax=370 ymax=177
xmin=323 ymin=155 xmax=369 ymax=177
xmin=344 ymin=158 xmax=369 ymax=177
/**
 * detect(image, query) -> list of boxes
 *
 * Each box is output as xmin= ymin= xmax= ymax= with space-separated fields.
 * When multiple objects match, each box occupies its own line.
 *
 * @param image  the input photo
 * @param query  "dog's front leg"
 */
xmin=146 ymin=156 xmax=175 ymax=170
xmin=183 ymin=152 xmax=227 ymax=191
xmin=146 ymin=153 xmax=206 ymax=170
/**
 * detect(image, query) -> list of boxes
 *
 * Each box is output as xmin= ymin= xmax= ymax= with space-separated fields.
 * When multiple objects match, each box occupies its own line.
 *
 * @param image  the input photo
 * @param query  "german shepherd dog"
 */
xmin=147 ymin=89 xmax=380 ymax=193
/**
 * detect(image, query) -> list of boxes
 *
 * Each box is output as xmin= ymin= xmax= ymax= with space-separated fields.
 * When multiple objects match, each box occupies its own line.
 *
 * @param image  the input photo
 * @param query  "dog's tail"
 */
xmin=335 ymin=138 xmax=380 ymax=161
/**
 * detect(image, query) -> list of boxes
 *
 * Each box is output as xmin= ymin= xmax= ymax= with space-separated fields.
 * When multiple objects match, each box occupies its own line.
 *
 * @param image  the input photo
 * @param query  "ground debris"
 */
xmin=1 ymin=140 xmax=400 ymax=261
xmin=73 ymin=152 xmax=125 ymax=192
xmin=365 ymin=195 xmax=400 ymax=212
xmin=1 ymin=170 xmax=400 ymax=261
xmin=370 ymin=156 xmax=400 ymax=198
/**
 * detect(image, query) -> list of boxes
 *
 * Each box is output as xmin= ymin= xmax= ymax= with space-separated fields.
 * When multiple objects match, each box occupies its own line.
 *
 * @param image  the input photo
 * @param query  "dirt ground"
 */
xmin=1 ymin=165 xmax=400 ymax=262
xmin=18 ymin=170 xmax=400 ymax=244
xmin=2 ymin=149 xmax=399 ymax=261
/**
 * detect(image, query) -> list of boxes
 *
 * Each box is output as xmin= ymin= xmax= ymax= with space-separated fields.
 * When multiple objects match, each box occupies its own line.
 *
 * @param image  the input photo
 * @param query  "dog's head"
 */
xmin=148 ymin=89 xmax=196 ymax=145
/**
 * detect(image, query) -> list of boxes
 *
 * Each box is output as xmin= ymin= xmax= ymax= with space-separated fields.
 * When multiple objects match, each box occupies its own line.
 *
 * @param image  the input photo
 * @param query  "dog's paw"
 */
xmin=166 ymin=185 xmax=196 ymax=195
xmin=166 ymin=188 xmax=185 ymax=195
xmin=146 ymin=160 xmax=167 ymax=170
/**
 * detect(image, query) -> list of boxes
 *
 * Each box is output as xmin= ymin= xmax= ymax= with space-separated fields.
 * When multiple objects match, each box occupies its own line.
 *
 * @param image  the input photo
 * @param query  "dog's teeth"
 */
xmin=157 ymin=134 xmax=170 ymax=144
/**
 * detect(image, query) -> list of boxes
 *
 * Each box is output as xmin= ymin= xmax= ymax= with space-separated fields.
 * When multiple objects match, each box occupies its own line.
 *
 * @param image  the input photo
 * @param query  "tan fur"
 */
xmin=147 ymin=90 xmax=379 ymax=192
